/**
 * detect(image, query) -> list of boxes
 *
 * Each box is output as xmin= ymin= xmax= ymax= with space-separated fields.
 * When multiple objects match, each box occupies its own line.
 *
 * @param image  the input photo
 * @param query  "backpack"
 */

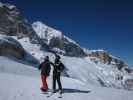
xmin=60 ymin=62 xmax=65 ymax=72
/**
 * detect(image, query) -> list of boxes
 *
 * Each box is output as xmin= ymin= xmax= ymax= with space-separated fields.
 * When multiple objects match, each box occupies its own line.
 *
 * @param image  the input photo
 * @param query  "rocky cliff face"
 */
xmin=0 ymin=35 xmax=25 ymax=59
xmin=49 ymin=37 xmax=86 ymax=57
xmin=0 ymin=2 xmax=42 ymax=60
xmin=0 ymin=2 xmax=48 ymax=50
xmin=89 ymin=50 xmax=127 ymax=70
xmin=0 ymin=3 xmax=34 ymax=37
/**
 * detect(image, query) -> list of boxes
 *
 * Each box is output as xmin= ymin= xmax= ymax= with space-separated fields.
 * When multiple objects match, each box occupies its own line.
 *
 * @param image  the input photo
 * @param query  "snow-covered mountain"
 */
xmin=0 ymin=2 xmax=133 ymax=100
xmin=11 ymin=34 xmax=133 ymax=90
xmin=32 ymin=21 xmax=87 ymax=57
xmin=32 ymin=21 xmax=77 ymax=45
xmin=32 ymin=21 xmax=127 ymax=70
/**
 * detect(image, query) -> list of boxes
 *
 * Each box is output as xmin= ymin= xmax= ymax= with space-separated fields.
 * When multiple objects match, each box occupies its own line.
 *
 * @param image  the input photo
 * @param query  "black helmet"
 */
xmin=56 ymin=55 xmax=60 ymax=60
xmin=45 ymin=56 xmax=49 ymax=61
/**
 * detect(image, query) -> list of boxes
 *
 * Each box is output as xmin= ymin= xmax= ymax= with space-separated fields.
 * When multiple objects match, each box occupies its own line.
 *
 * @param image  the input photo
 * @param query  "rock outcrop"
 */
xmin=89 ymin=50 xmax=127 ymax=70
xmin=0 ymin=35 xmax=25 ymax=59
xmin=0 ymin=3 xmax=34 ymax=37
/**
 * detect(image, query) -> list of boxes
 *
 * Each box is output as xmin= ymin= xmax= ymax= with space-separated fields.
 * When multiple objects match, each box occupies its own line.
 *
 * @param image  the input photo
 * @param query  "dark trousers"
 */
xmin=53 ymin=72 xmax=62 ymax=91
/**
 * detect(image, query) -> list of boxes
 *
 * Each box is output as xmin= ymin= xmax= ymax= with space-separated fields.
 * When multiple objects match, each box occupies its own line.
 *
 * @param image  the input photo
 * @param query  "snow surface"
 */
xmin=90 ymin=49 xmax=105 ymax=53
xmin=0 ymin=57 xmax=39 ymax=76
xmin=0 ymin=57 xmax=133 ymax=100
xmin=52 ymin=47 xmax=66 ymax=55
xmin=0 ymin=2 xmax=3 ymax=7
xmin=12 ymin=36 xmax=45 ymax=61
xmin=6 ymin=4 xmax=16 ymax=10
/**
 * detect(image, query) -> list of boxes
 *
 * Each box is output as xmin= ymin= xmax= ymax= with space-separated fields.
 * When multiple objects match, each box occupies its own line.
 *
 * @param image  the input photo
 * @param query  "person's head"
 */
xmin=55 ymin=55 xmax=61 ymax=62
xmin=44 ymin=56 xmax=49 ymax=61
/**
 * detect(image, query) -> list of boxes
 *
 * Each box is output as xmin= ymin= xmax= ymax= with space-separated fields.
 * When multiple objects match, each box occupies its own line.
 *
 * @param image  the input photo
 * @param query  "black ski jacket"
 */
xmin=53 ymin=60 xmax=65 ymax=74
xmin=39 ymin=60 xmax=52 ymax=76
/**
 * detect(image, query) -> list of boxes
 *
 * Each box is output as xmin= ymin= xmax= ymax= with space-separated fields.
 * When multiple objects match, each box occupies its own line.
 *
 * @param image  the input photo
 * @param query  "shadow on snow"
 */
xmin=62 ymin=88 xmax=91 ymax=94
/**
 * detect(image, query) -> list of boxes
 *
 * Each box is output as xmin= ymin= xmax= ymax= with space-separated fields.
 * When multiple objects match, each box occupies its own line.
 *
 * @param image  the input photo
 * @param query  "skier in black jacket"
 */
xmin=52 ymin=55 xmax=65 ymax=94
xmin=38 ymin=56 xmax=53 ymax=92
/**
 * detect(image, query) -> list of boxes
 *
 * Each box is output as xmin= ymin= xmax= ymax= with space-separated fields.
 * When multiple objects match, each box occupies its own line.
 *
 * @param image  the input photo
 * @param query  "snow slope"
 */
xmin=0 ymin=57 xmax=133 ymax=100
xmin=0 ymin=57 xmax=39 ymax=76
xmin=11 ymin=36 xmax=133 ymax=89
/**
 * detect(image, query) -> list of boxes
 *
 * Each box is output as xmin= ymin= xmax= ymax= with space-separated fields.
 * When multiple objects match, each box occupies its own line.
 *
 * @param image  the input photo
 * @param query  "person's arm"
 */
xmin=38 ymin=63 xmax=42 ymax=70
xmin=50 ymin=62 xmax=54 ymax=67
xmin=60 ymin=62 xmax=65 ymax=71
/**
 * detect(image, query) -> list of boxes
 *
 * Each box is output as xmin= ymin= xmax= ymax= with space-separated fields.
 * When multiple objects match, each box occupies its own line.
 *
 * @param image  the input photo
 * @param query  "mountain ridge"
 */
xmin=32 ymin=21 xmax=87 ymax=57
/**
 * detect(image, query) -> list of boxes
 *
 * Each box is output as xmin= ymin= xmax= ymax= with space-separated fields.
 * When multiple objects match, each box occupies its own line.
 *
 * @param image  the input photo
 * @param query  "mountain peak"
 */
xmin=32 ymin=21 xmax=86 ymax=57
xmin=32 ymin=21 xmax=63 ymax=44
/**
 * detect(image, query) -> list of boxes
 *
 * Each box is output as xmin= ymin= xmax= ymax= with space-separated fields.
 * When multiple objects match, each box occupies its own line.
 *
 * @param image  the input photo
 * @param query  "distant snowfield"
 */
xmin=0 ymin=57 xmax=133 ymax=100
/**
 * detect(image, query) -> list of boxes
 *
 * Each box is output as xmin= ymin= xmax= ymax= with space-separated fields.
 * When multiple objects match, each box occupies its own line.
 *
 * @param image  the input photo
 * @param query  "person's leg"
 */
xmin=40 ymin=75 xmax=48 ymax=92
xmin=40 ymin=75 xmax=45 ymax=91
xmin=57 ymin=73 xmax=62 ymax=93
xmin=43 ymin=75 xmax=48 ymax=90
xmin=52 ymin=74 xmax=56 ymax=92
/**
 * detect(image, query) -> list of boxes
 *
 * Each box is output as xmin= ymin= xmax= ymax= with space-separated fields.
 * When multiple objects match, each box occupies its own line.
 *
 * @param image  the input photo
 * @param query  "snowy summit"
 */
xmin=32 ymin=21 xmax=63 ymax=44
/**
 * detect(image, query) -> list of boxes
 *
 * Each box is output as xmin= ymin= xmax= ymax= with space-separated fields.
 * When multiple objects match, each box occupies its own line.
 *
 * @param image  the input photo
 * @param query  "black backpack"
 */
xmin=55 ymin=61 xmax=65 ymax=72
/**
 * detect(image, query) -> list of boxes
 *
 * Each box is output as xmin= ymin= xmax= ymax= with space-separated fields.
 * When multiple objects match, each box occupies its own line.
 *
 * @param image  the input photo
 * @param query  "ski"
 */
xmin=41 ymin=89 xmax=53 ymax=96
xmin=58 ymin=93 xmax=62 ymax=98
xmin=46 ymin=92 xmax=55 ymax=98
xmin=57 ymin=91 xmax=63 ymax=98
xmin=40 ymin=90 xmax=50 ymax=95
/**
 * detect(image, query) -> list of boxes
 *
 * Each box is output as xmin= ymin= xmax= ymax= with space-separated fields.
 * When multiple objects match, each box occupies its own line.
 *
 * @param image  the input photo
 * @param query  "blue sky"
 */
xmin=1 ymin=0 xmax=133 ymax=65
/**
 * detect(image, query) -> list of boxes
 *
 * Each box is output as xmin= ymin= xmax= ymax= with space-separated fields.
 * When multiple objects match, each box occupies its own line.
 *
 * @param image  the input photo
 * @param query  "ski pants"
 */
xmin=40 ymin=75 xmax=48 ymax=91
xmin=53 ymin=72 xmax=62 ymax=91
